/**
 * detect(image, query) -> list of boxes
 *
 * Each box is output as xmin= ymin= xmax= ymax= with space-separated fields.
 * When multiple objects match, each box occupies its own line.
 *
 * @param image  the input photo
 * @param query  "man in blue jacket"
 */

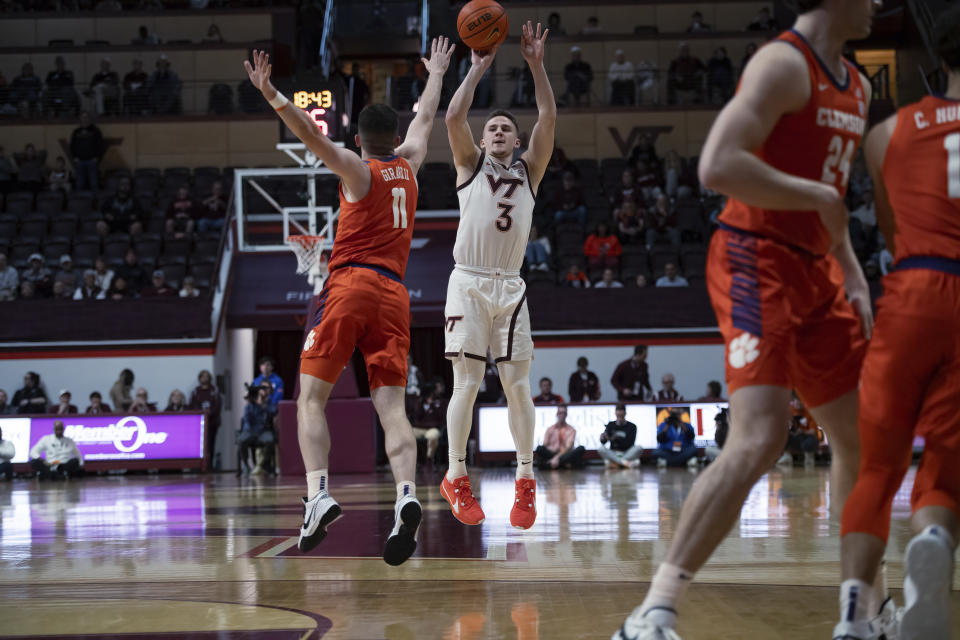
xmin=653 ymin=407 xmax=698 ymax=469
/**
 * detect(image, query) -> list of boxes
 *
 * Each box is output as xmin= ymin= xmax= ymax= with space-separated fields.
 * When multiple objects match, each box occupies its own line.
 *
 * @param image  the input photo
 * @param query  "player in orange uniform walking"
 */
xmin=834 ymin=9 xmax=960 ymax=639
xmin=244 ymin=39 xmax=454 ymax=566
xmin=612 ymin=2 xmax=882 ymax=639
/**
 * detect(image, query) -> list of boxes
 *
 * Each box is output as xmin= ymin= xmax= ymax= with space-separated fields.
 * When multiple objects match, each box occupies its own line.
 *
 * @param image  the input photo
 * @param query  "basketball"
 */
xmin=457 ymin=0 xmax=508 ymax=53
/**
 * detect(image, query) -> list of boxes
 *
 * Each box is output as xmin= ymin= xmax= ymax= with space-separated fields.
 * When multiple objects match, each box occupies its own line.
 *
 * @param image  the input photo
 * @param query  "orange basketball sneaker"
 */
xmin=510 ymin=478 xmax=536 ymax=529
xmin=440 ymin=475 xmax=486 ymax=525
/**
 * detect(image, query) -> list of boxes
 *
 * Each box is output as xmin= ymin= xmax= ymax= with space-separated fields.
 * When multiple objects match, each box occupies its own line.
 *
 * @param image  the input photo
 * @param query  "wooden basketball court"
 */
xmin=2 ymin=466 xmax=957 ymax=639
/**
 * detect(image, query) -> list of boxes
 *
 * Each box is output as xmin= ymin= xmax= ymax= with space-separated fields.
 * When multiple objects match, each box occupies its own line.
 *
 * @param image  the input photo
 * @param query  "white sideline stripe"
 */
xmin=259 ymin=537 xmax=300 ymax=558
xmin=485 ymin=543 xmax=507 ymax=560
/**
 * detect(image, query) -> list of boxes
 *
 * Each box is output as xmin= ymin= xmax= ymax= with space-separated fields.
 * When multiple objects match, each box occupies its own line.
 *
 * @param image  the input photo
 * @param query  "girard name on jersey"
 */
xmin=379 ymin=166 xmax=410 ymax=182
xmin=816 ymin=107 xmax=865 ymax=136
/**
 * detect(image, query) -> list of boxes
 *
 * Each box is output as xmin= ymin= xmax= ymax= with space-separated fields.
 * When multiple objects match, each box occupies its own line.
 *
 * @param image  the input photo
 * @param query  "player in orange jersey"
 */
xmin=613 ymin=2 xmax=882 ymax=639
xmin=835 ymin=8 xmax=960 ymax=639
xmin=244 ymin=39 xmax=454 ymax=566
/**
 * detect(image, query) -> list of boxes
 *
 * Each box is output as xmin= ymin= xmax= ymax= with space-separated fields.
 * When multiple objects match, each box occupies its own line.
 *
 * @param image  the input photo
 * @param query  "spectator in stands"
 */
xmin=552 ymin=171 xmax=587 ymax=227
xmin=123 ymin=59 xmax=149 ymax=115
xmin=668 ymin=43 xmax=706 ymax=105
xmin=253 ymin=356 xmax=284 ymax=407
xmin=0 ymin=390 xmax=13 ymax=415
xmin=740 ymin=43 xmax=758 ymax=77
xmin=198 ymin=181 xmax=227 ymax=233
xmin=48 ymin=156 xmax=71 ymax=193
xmin=0 ymin=426 xmax=13 ymax=480
xmin=179 ymin=276 xmax=200 ymax=297
xmin=0 ymin=70 xmax=10 ymax=114
xmin=55 ymin=254 xmax=80 ymax=294
xmin=104 ymin=275 xmax=134 ymax=300
xmin=166 ymin=185 xmax=197 ymax=237
xmin=0 ymin=253 xmax=18 ymax=301
xmin=525 ymin=225 xmax=551 ymax=271
xmin=16 ymin=144 xmax=46 ymax=192
xmin=707 ymin=47 xmax=735 ymax=104
xmin=49 ymin=389 xmax=78 ymax=414
xmin=21 ymin=254 xmax=52 ymax=297
xmin=52 ymin=280 xmax=73 ymax=300
xmin=747 ymin=7 xmax=779 ymax=31
xmin=656 ymin=262 xmax=689 ymax=288
xmin=393 ymin=59 xmax=423 ymax=112
xmin=202 ymin=24 xmax=224 ymax=44
xmin=533 ymin=377 xmax=564 ymax=405
xmin=698 ymin=380 xmax=725 ymax=402
xmin=687 ymin=11 xmax=712 ymax=32
xmin=663 ymin=150 xmax=687 ymax=199
xmin=44 ymin=55 xmax=79 ymax=117
xmin=536 ymin=405 xmax=585 ymax=469
xmin=109 ymin=368 xmax=135 ymax=411
xmin=634 ymin=159 xmax=662 ymax=202
xmin=148 ymin=55 xmax=182 ymax=115
xmin=141 ymin=269 xmax=177 ymax=297
xmin=594 ymin=267 xmax=623 ymax=289
xmin=562 ymin=46 xmax=593 ymax=107
xmin=584 ymin=222 xmax=622 ymax=272
xmin=165 ymin=389 xmax=187 ymax=411
xmin=547 ymin=12 xmax=566 ymax=35
xmin=69 ymin=112 xmax=103 ymax=192
xmin=99 ymin=178 xmax=144 ymax=236
xmin=653 ymin=408 xmax=697 ymax=469
xmin=0 ymin=146 xmax=15 ymax=193
xmin=656 ymin=372 xmax=684 ymax=402
xmin=93 ymin=257 xmax=114 ymax=292
xmin=646 ymin=194 xmax=681 ymax=247
xmin=132 ymin=25 xmax=160 ymax=45
xmin=610 ymin=168 xmax=641 ymax=210
xmin=13 ymin=371 xmax=48 ymax=414
xmin=95 ymin=0 xmax=122 ymax=11
xmin=88 ymin=59 xmax=120 ymax=117
xmin=598 ymin=403 xmax=642 ymax=468
xmin=84 ymin=391 xmax=111 ymax=414
xmin=568 ymin=356 xmax=601 ymax=403
xmin=634 ymin=273 xmax=648 ymax=288
xmin=19 ymin=281 xmax=36 ymax=299
xmin=129 ymin=387 xmax=157 ymax=412
xmin=564 ymin=263 xmax=590 ymax=288
xmin=73 ymin=269 xmax=102 ymax=300
xmin=189 ymin=369 xmax=221 ymax=460
xmin=611 ymin=345 xmax=652 ymax=401
xmin=116 ymin=249 xmax=149 ymax=293
xmin=238 ymin=382 xmax=276 ymax=475
xmin=615 ymin=199 xmax=644 ymax=244
xmin=412 ymin=379 xmax=446 ymax=462
xmin=630 ymin=132 xmax=661 ymax=169
xmin=608 ymin=49 xmax=635 ymax=106
xmin=11 ymin=63 xmax=42 ymax=117
xmin=30 ymin=419 xmax=83 ymax=479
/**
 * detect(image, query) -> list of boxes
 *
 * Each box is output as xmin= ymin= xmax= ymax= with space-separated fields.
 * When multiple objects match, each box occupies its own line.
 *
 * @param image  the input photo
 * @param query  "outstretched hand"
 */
xmin=520 ymin=21 xmax=548 ymax=65
xmin=423 ymin=36 xmax=455 ymax=76
xmin=471 ymin=45 xmax=499 ymax=73
xmin=243 ymin=49 xmax=276 ymax=98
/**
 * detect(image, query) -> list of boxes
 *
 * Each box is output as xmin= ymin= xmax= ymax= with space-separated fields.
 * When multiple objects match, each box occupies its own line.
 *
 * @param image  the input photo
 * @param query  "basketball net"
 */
xmin=286 ymin=235 xmax=328 ymax=294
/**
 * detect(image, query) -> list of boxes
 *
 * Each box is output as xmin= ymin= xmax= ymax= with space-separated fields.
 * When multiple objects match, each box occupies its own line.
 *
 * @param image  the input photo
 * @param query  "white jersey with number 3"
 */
xmin=453 ymin=153 xmax=536 ymax=271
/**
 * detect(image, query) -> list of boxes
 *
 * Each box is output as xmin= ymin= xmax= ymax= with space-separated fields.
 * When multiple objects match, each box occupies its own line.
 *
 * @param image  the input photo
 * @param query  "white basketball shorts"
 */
xmin=443 ymin=265 xmax=533 ymax=363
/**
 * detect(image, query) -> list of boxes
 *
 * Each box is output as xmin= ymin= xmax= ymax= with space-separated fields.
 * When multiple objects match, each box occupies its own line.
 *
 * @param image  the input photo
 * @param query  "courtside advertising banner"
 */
xmin=1 ymin=418 xmax=32 ymax=463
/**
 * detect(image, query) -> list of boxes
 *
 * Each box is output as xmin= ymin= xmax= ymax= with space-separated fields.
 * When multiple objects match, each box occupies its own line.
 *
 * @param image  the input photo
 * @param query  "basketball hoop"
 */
xmin=286 ymin=234 xmax=327 ymax=275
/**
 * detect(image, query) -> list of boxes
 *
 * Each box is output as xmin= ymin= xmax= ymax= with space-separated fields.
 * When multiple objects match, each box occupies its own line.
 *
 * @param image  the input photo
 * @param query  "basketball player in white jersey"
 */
xmin=440 ymin=21 xmax=556 ymax=530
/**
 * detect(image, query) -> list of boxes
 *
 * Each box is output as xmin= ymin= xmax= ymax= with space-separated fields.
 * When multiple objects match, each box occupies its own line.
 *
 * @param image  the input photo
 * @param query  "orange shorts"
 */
xmin=707 ymin=225 xmax=867 ymax=408
xmin=299 ymin=264 xmax=410 ymax=390
xmin=842 ymin=267 xmax=960 ymax=540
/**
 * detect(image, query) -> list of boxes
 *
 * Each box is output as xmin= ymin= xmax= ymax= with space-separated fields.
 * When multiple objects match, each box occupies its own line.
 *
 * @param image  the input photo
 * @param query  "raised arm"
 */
xmin=519 ymin=21 xmax=556 ymax=194
xmin=396 ymin=37 xmax=455 ymax=175
xmin=445 ymin=48 xmax=497 ymax=182
xmin=243 ymin=49 xmax=370 ymax=197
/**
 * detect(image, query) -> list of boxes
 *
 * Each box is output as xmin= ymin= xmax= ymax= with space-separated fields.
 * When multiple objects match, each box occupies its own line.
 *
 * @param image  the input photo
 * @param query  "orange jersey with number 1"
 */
xmin=718 ymin=29 xmax=868 ymax=255
xmin=329 ymin=155 xmax=419 ymax=278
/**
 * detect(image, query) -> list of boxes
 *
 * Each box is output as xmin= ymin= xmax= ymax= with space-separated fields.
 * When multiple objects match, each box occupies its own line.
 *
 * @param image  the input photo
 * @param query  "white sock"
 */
xmin=867 ymin=560 xmax=888 ymax=616
xmin=446 ymin=357 xmax=483 ymax=482
xmin=839 ymin=579 xmax=871 ymax=623
xmin=639 ymin=562 xmax=694 ymax=628
xmin=397 ymin=481 xmax=416 ymax=501
xmin=447 ymin=449 xmax=467 ymax=480
xmin=516 ymin=452 xmax=534 ymax=479
xmin=923 ymin=524 xmax=956 ymax=549
xmin=306 ymin=469 xmax=328 ymax=500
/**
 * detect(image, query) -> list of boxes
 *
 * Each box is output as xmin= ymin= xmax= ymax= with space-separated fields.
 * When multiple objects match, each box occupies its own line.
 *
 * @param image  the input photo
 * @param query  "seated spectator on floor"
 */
xmin=535 ymin=405 xmax=585 ymax=469
xmin=562 ymin=46 xmax=593 ymax=107
xmin=19 ymin=281 xmax=36 ymax=299
xmin=568 ymin=356 xmax=601 ymax=403
xmin=104 ymin=275 xmax=134 ymax=300
xmin=564 ymin=263 xmax=590 ymax=288
xmin=123 ymin=59 xmax=149 ymax=115
xmin=656 ymin=262 xmax=689 ymax=288
xmin=656 ymin=373 xmax=684 ymax=402
xmin=581 ymin=15 xmax=602 ymax=35
xmin=412 ymin=379 xmax=447 ymax=462
xmin=0 ymin=426 xmax=13 ymax=480
xmin=687 ymin=11 xmax=712 ymax=32
xmin=253 ymin=356 xmax=284 ymax=408
xmin=611 ymin=345 xmax=652 ymax=401
xmin=49 ymin=389 xmax=78 ymax=415
xmin=44 ymin=56 xmax=80 ymax=117
xmin=30 ymin=420 xmax=83 ymax=479
xmin=16 ymin=144 xmax=47 ymax=192
xmin=747 ymin=6 xmax=779 ymax=30
xmin=593 ymin=268 xmax=623 ymax=289
xmin=707 ymin=47 xmax=735 ymax=104
xmin=646 ymin=195 xmax=681 ymax=247
xmin=608 ymin=49 xmax=635 ymax=106
xmin=552 ymin=171 xmax=587 ymax=227
xmin=634 ymin=273 xmax=648 ymax=288
xmin=668 ymin=43 xmax=706 ymax=105
xmin=13 ymin=372 xmax=48 ymax=414
xmin=141 ymin=269 xmax=177 ymax=297
xmin=704 ymin=408 xmax=729 ymax=462
xmin=93 ymin=258 xmax=114 ymax=292
xmin=166 ymin=185 xmax=197 ymax=237
xmin=21 ymin=254 xmax=53 ymax=297
xmin=74 ymin=269 xmax=103 ymax=300
xmin=48 ymin=156 xmax=71 ymax=193
xmin=11 ymin=63 xmax=42 ymax=116
xmin=87 ymin=58 xmax=120 ymax=117
xmin=598 ymin=403 xmax=642 ymax=468
xmin=0 ymin=254 xmax=18 ymax=300
xmin=165 ymin=389 xmax=187 ymax=411
xmin=615 ymin=199 xmax=644 ymax=244
xmin=533 ymin=377 xmax=564 ymax=405
xmin=52 ymin=280 xmax=73 ymax=299
xmin=179 ymin=276 xmax=200 ymax=297
xmin=584 ymin=222 xmax=622 ymax=272
xmin=148 ymin=55 xmax=182 ymax=115
xmin=85 ymin=391 xmax=112 ymax=414
xmin=70 ymin=112 xmax=103 ymax=192
xmin=129 ymin=387 xmax=157 ymax=412
xmin=0 ymin=390 xmax=14 ymax=415
xmin=698 ymin=380 xmax=725 ymax=402
xmin=653 ymin=408 xmax=697 ymax=468
xmin=99 ymin=177 xmax=144 ymax=236
xmin=198 ymin=181 xmax=227 ymax=233
xmin=110 ymin=368 xmax=135 ymax=411
xmin=780 ymin=394 xmax=821 ymax=465
xmin=55 ymin=254 xmax=80 ymax=295
xmin=525 ymin=225 xmax=551 ymax=271
xmin=238 ymin=382 xmax=276 ymax=475
xmin=116 ymin=249 xmax=149 ymax=293
xmin=610 ymin=168 xmax=641 ymax=210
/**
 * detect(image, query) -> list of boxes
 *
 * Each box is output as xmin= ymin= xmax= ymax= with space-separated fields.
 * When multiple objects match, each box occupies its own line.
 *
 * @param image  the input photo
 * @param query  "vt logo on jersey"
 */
xmin=486 ymin=174 xmax=523 ymax=199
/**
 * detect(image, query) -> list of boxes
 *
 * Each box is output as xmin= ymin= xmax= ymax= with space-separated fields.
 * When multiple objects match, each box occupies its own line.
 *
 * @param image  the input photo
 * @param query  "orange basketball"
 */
xmin=457 ymin=0 xmax=508 ymax=53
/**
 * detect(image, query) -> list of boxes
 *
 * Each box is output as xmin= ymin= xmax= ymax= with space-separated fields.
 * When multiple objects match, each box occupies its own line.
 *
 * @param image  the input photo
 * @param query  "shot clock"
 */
xmin=278 ymin=81 xmax=345 ymax=143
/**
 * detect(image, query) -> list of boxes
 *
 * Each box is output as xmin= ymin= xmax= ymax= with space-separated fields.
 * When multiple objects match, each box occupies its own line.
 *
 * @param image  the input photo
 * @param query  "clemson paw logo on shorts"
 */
xmin=728 ymin=333 xmax=760 ymax=369
xmin=303 ymin=329 xmax=317 ymax=352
